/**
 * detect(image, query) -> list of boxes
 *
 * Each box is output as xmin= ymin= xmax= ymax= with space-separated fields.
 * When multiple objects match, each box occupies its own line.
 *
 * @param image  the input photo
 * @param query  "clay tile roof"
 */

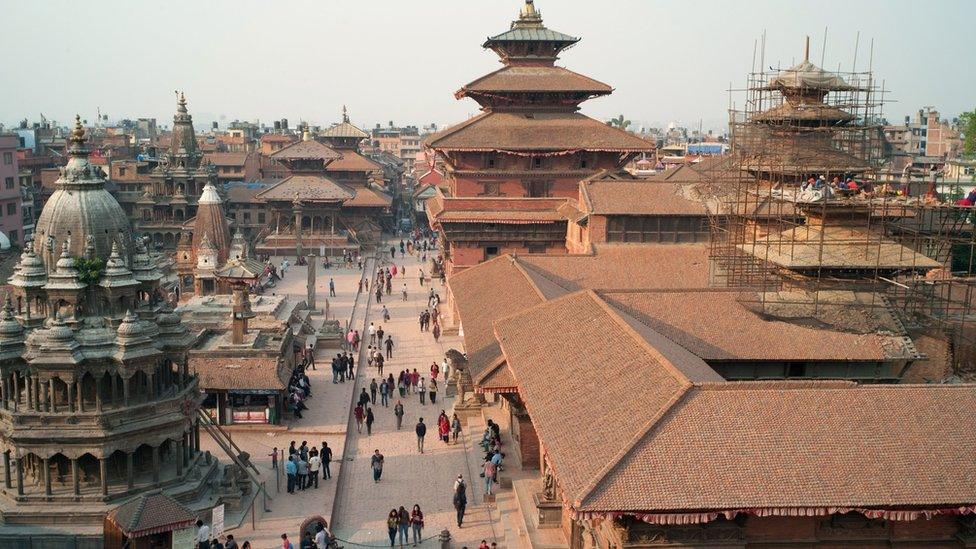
xmin=429 ymin=195 xmax=574 ymax=224
xmin=326 ymin=149 xmax=381 ymax=172
xmin=261 ymin=133 xmax=296 ymax=143
xmin=494 ymin=290 xmax=719 ymax=506
xmin=600 ymin=290 xmax=915 ymax=362
xmin=424 ymin=111 xmax=653 ymax=153
xmin=255 ymin=175 xmax=353 ymax=202
xmin=189 ymin=356 xmax=288 ymax=391
xmin=270 ymin=139 xmax=342 ymax=161
xmin=106 ymin=493 xmax=197 ymax=538
xmin=345 ymin=185 xmax=392 ymax=208
xmin=320 ymin=121 xmax=369 ymax=139
xmin=225 ymin=183 xmax=267 ymax=203
xmin=474 ymin=358 xmax=518 ymax=393
xmin=458 ymin=66 xmax=612 ymax=96
xmin=581 ymin=179 xmax=707 ymax=216
xmin=448 ymin=255 xmax=550 ymax=379
xmin=581 ymin=383 xmax=976 ymax=513
xmin=204 ymin=152 xmax=247 ymax=167
xmin=518 ymin=244 xmax=712 ymax=292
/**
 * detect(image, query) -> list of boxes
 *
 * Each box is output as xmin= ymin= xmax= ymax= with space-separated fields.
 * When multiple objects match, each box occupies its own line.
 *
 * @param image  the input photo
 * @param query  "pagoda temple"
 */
xmin=425 ymin=0 xmax=653 ymax=275
xmin=0 ymin=117 xmax=218 ymax=532
xmin=175 ymin=181 xmax=234 ymax=295
xmin=138 ymin=92 xmax=218 ymax=250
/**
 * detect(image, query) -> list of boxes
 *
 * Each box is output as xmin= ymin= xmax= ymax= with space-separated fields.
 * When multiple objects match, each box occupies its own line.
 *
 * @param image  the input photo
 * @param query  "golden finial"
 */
xmin=70 ymin=114 xmax=85 ymax=142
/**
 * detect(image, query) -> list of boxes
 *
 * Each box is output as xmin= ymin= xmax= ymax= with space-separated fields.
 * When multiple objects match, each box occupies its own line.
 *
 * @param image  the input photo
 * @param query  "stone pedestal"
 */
xmin=533 ymin=493 xmax=562 ymax=529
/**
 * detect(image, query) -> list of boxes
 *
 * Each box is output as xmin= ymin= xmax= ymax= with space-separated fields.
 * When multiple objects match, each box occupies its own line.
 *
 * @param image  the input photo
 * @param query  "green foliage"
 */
xmin=961 ymin=109 xmax=976 ymax=158
xmin=606 ymin=114 xmax=631 ymax=130
xmin=75 ymin=258 xmax=105 ymax=285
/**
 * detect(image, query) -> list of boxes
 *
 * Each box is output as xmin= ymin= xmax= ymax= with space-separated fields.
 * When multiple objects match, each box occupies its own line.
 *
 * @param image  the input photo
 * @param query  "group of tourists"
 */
xmin=374 ymin=266 xmax=396 ymax=303
xmin=331 ymin=352 xmax=355 ymax=384
xmin=287 ymin=346 xmax=317 ymax=420
xmin=414 ymin=411 xmax=462 ymax=453
xmin=385 ymin=504 xmax=425 ymax=547
xmin=276 ymin=440 xmax=333 ymax=494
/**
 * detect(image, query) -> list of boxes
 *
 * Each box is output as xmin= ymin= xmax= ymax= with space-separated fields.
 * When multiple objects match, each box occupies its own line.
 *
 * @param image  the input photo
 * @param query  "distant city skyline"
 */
xmin=0 ymin=0 xmax=973 ymax=134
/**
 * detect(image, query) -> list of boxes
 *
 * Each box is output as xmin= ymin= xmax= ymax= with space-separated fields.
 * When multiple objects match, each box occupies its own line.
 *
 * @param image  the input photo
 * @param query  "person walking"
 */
xmin=451 ymin=413 xmax=462 ymax=444
xmin=398 ymin=374 xmax=407 ymax=398
xmin=410 ymin=505 xmax=424 ymax=546
xmin=432 ymin=323 xmax=441 ymax=343
xmin=418 ymin=377 xmax=427 ymax=405
xmin=453 ymin=476 xmax=467 ymax=527
xmin=402 ymin=283 xmax=408 ymax=301
xmin=483 ymin=458 xmax=496 ymax=495
xmin=329 ymin=277 xmax=335 ymax=297
xmin=368 ymin=323 xmax=377 ymax=345
xmin=380 ymin=378 xmax=389 ymax=407
xmin=269 ymin=447 xmax=279 ymax=471
xmin=321 ymin=442 xmax=332 ymax=480
xmin=370 ymin=378 xmax=378 ymax=404
xmin=347 ymin=351 xmax=355 ymax=379
xmin=296 ymin=455 xmax=309 ymax=491
xmin=386 ymin=509 xmax=399 ymax=547
xmin=371 ymin=449 xmax=384 ymax=483
xmin=398 ymin=506 xmax=410 ymax=547
xmin=438 ymin=413 xmax=450 ymax=444
xmin=394 ymin=400 xmax=405 ymax=430
xmin=358 ymin=388 xmax=371 ymax=411
xmin=385 ymin=335 xmax=394 ymax=359
xmin=285 ymin=456 xmax=297 ymax=494
xmin=377 ymin=326 xmax=385 ymax=346
xmin=354 ymin=404 xmax=365 ymax=434
xmin=308 ymin=451 xmax=320 ymax=489
xmin=365 ymin=407 xmax=375 ymax=436
xmin=419 ymin=269 xmax=425 ymax=287
xmin=428 ymin=378 xmax=438 ymax=405
xmin=376 ymin=352 xmax=385 ymax=377
xmin=196 ymin=519 xmax=211 ymax=549
xmin=415 ymin=418 xmax=427 ymax=453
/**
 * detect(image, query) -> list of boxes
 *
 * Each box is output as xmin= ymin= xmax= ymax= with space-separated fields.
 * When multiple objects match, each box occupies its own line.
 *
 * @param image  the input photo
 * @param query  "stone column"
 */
xmin=122 ymin=376 xmax=130 ymax=407
xmin=71 ymin=458 xmax=80 ymax=496
xmin=1 ymin=375 xmax=6 ymax=410
xmin=175 ymin=440 xmax=184 ymax=477
xmin=193 ymin=423 xmax=200 ymax=453
xmin=15 ymin=456 xmax=23 ymax=496
xmin=11 ymin=373 xmax=18 ymax=412
xmin=110 ymin=373 xmax=119 ymax=406
xmin=307 ymin=255 xmax=316 ymax=310
xmin=25 ymin=376 xmax=32 ymax=411
xmin=67 ymin=380 xmax=75 ymax=413
xmin=3 ymin=451 xmax=10 ymax=489
xmin=126 ymin=452 xmax=134 ymax=489
xmin=148 ymin=372 xmax=156 ymax=399
xmin=99 ymin=457 xmax=109 ymax=496
xmin=151 ymin=446 xmax=160 ymax=484
xmin=95 ymin=378 xmax=103 ymax=412
xmin=294 ymin=201 xmax=304 ymax=258
xmin=46 ymin=379 xmax=54 ymax=413
xmin=43 ymin=457 xmax=51 ymax=496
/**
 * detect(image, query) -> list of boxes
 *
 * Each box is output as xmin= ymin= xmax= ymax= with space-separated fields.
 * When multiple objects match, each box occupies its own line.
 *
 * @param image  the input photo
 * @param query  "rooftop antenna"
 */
xmin=804 ymin=35 xmax=810 ymax=62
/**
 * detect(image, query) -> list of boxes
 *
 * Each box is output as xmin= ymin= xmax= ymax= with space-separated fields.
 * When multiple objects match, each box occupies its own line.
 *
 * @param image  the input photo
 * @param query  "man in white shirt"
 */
xmin=368 ymin=322 xmax=377 ymax=344
xmin=308 ymin=452 xmax=321 ymax=489
xmin=196 ymin=519 xmax=211 ymax=549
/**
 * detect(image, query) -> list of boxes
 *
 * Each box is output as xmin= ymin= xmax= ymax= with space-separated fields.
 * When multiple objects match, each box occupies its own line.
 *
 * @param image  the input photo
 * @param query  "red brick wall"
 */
xmin=512 ymin=412 xmax=540 ymax=470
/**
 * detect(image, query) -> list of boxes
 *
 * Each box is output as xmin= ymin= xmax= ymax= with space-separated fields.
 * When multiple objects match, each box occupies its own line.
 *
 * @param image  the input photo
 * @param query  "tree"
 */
xmin=961 ymin=109 xmax=976 ymax=158
xmin=606 ymin=114 xmax=631 ymax=130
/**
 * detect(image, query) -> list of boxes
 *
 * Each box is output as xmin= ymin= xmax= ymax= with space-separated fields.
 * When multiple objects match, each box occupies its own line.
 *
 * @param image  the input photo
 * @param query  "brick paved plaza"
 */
xmin=200 ymin=248 xmax=501 ymax=548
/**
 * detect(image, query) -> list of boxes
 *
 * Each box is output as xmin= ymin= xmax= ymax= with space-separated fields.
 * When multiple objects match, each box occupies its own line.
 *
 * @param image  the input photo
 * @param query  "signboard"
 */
xmin=212 ymin=504 xmax=225 ymax=538
xmin=172 ymin=526 xmax=196 ymax=549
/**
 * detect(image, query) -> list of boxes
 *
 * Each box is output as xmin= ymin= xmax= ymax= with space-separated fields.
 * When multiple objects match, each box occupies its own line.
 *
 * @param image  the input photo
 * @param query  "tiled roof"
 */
xmin=326 ymin=149 xmax=381 ymax=172
xmin=424 ymin=111 xmax=653 ymax=152
xmin=261 ymin=133 xmax=296 ymax=143
xmin=449 ymin=255 xmax=549 ymax=380
xmin=600 ymin=290 xmax=913 ymax=361
xmin=270 ymin=139 xmax=342 ymax=161
xmin=494 ymin=291 xmax=719 ymax=507
xmin=485 ymin=27 xmax=579 ymax=45
xmin=581 ymin=179 xmax=707 ymax=216
xmin=204 ymin=152 xmax=247 ymax=167
xmin=581 ymin=382 xmax=976 ymax=513
xmin=738 ymin=225 xmax=943 ymax=270
xmin=106 ymin=493 xmax=197 ymax=538
xmin=428 ymin=194 xmax=574 ymax=224
xmin=518 ymin=244 xmax=712 ymax=291
xmin=189 ymin=356 xmax=288 ymax=391
xmin=255 ymin=175 xmax=354 ymax=202
xmin=458 ymin=66 xmax=611 ymax=96
xmin=345 ymin=185 xmax=392 ymax=208
xmin=320 ymin=121 xmax=368 ymax=139
xmin=225 ymin=183 xmax=268 ymax=204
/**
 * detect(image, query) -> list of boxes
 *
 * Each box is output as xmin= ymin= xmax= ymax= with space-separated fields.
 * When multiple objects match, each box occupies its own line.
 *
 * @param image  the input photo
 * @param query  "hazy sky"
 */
xmin=0 ymin=0 xmax=973 ymax=134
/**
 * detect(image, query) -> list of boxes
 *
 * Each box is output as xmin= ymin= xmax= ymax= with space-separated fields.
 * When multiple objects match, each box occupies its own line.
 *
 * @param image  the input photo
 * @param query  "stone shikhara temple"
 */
xmin=0 ymin=118 xmax=220 ymax=531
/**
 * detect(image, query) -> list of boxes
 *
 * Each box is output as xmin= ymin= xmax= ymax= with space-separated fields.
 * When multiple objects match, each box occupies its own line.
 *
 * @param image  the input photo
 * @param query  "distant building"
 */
xmin=884 ymin=108 xmax=961 ymax=171
xmin=0 ymin=134 xmax=24 ymax=248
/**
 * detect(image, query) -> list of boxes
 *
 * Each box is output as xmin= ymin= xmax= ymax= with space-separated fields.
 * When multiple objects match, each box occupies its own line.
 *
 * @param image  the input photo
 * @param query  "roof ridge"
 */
xmin=423 ymin=111 xmax=494 ymax=147
xmin=511 ymin=256 xmax=563 ymax=300
xmin=575 ymin=382 xmax=693 ymax=508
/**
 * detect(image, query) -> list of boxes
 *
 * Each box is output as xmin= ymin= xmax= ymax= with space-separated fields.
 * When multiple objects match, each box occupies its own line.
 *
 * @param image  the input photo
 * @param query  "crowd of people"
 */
xmin=385 ymin=504 xmax=426 ymax=547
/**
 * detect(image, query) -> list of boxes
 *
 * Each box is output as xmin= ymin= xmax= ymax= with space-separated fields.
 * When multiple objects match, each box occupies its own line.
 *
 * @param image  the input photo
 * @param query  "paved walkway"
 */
xmin=332 ymin=248 xmax=501 ymax=547
xmin=199 ymin=258 xmax=370 ymax=548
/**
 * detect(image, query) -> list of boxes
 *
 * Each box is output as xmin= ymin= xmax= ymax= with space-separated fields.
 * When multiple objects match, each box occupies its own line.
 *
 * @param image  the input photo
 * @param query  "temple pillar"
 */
xmin=175 ymin=440 xmax=184 ymax=477
xmin=193 ymin=423 xmax=200 ymax=453
xmin=43 ymin=457 xmax=51 ymax=496
xmin=3 ymin=451 xmax=10 ymax=489
xmin=71 ymin=458 xmax=80 ymax=496
xmin=46 ymin=378 xmax=53 ymax=413
xmin=67 ymin=380 xmax=75 ymax=413
xmin=25 ymin=376 xmax=33 ymax=411
xmin=148 ymin=372 xmax=156 ymax=399
xmin=12 ymin=373 xmax=18 ymax=411
xmin=151 ymin=446 xmax=160 ymax=484
xmin=183 ymin=432 xmax=191 ymax=466
xmin=111 ymin=373 xmax=119 ymax=405
xmin=122 ymin=376 xmax=130 ymax=406
xmin=99 ymin=457 xmax=108 ymax=496
xmin=294 ymin=201 xmax=304 ymax=257
xmin=1 ymin=375 xmax=7 ymax=410
xmin=126 ymin=452 xmax=134 ymax=489
xmin=307 ymin=255 xmax=317 ymax=309
xmin=95 ymin=378 xmax=103 ymax=412
xmin=15 ymin=456 xmax=23 ymax=496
